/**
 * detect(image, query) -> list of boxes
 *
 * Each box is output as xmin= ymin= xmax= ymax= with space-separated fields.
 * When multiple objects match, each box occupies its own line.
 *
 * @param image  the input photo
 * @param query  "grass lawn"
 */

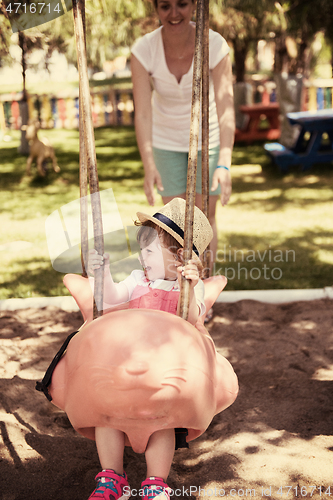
xmin=1 ymin=126 xmax=333 ymax=299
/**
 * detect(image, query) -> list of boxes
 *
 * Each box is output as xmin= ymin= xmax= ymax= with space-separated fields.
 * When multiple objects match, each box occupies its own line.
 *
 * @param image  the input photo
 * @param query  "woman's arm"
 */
xmin=131 ymin=55 xmax=164 ymax=206
xmin=210 ymin=54 xmax=235 ymax=206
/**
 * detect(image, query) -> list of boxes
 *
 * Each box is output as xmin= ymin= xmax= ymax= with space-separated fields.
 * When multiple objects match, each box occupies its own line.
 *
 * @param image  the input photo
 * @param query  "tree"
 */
xmin=0 ymin=6 xmax=13 ymax=65
xmin=46 ymin=0 xmax=157 ymax=72
xmin=0 ymin=5 xmax=71 ymax=152
xmin=270 ymin=0 xmax=333 ymax=146
xmin=210 ymin=0 xmax=278 ymax=83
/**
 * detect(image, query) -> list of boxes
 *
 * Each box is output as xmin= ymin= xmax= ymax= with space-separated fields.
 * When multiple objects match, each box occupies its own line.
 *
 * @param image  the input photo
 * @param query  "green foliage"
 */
xmin=1 ymin=128 xmax=333 ymax=299
xmin=0 ymin=14 xmax=13 ymax=64
xmin=49 ymin=0 xmax=158 ymax=70
xmin=210 ymin=0 xmax=278 ymax=81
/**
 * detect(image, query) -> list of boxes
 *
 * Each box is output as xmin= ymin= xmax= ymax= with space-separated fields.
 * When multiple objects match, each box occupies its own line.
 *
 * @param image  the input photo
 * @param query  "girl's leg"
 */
xmin=95 ymin=427 xmax=125 ymax=475
xmin=145 ymin=428 xmax=175 ymax=481
xmin=89 ymin=428 xmax=129 ymax=500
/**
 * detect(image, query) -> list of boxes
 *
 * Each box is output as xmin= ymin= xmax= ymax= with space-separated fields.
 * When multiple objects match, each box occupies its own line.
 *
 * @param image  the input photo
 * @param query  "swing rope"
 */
xmin=72 ymin=0 xmax=209 ymax=321
xmin=201 ymin=0 xmax=210 ymax=279
xmin=78 ymin=2 xmax=88 ymax=279
xmin=179 ymin=0 xmax=210 ymax=320
xmin=72 ymin=0 xmax=104 ymax=318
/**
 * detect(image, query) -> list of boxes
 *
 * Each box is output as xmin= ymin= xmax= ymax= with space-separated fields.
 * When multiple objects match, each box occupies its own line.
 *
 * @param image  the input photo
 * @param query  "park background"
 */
xmin=1 ymin=0 xmax=333 ymax=300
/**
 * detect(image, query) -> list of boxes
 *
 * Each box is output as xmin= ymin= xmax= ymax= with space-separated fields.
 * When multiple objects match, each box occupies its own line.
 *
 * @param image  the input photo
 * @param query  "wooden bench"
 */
xmin=264 ymin=143 xmax=298 ymax=172
xmin=235 ymin=103 xmax=280 ymax=144
xmin=264 ymin=110 xmax=333 ymax=172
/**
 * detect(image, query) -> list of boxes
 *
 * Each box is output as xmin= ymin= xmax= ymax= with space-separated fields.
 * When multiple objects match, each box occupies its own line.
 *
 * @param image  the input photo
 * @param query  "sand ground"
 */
xmin=1 ymin=299 xmax=332 ymax=500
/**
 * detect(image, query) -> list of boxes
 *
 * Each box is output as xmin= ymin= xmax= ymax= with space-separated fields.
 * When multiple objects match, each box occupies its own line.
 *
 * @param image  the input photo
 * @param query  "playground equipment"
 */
xmin=37 ymin=0 xmax=238 ymax=450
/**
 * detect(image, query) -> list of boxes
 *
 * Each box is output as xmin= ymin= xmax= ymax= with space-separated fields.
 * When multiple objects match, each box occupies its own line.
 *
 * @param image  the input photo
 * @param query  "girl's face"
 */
xmin=139 ymin=234 xmax=179 ymax=282
xmin=156 ymin=0 xmax=195 ymax=31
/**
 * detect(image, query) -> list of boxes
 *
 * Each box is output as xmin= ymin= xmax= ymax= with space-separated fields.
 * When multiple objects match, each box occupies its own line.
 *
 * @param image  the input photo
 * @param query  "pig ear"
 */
xmin=63 ymin=274 xmax=94 ymax=324
xmin=201 ymin=275 xmax=227 ymax=321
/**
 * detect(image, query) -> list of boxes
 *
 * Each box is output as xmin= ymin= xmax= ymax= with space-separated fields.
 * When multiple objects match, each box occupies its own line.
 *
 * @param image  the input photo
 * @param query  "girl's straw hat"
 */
xmin=136 ymin=198 xmax=213 ymax=257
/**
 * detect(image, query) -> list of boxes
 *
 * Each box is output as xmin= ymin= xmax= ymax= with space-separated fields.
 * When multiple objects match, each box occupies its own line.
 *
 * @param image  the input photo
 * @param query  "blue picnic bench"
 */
xmin=264 ymin=109 xmax=333 ymax=172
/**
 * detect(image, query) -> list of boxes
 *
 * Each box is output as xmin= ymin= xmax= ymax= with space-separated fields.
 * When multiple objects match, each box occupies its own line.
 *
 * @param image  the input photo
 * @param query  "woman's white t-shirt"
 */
xmin=131 ymin=25 xmax=230 ymax=151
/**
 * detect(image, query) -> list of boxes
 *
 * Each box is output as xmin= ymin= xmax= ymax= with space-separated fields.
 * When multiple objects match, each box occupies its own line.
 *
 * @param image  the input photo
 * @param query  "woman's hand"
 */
xmin=144 ymin=168 xmax=164 ymax=206
xmin=87 ymin=249 xmax=110 ymax=276
xmin=177 ymin=259 xmax=199 ymax=288
xmin=211 ymin=167 xmax=232 ymax=206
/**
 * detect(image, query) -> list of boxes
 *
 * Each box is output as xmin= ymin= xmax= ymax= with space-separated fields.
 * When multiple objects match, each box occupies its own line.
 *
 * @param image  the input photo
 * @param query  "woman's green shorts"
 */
xmin=152 ymin=145 xmax=221 ymax=197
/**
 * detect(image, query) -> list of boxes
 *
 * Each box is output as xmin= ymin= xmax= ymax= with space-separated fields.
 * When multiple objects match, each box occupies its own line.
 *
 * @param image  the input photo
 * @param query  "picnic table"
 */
xmin=264 ymin=109 xmax=333 ymax=172
xmin=235 ymin=103 xmax=280 ymax=144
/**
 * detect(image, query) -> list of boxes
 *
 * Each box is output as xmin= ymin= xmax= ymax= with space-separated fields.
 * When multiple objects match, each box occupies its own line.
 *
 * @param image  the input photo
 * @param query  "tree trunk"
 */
xmin=233 ymin=40 xmax=248 ymax=83
xmin=18 ymin=32 xmax=29 ymax=155
xmin=274 ymin=73 xmax=303 ymax=148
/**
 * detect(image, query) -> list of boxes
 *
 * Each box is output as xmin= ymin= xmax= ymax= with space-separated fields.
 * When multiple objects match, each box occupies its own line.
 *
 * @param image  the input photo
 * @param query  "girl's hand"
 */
xmin=211 ymin=167 xmax=232 ymax=206
xmin=177 ymin=260 xmax=199 ymax=288
xmin=144 ymin=168 xmax=164 ymax=206
xmin=87 ymin=249 xmax=110 ymax=275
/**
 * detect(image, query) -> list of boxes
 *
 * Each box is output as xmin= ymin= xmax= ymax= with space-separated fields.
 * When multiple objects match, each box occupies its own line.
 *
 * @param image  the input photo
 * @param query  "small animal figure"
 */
xmin=23 ymin=120 xmax=60 ymax=176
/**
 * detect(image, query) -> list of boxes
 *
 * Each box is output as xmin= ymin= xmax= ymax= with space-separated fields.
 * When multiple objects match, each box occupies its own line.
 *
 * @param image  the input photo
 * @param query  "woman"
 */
xmin=131 ymin=0 xmax=235 ymax=269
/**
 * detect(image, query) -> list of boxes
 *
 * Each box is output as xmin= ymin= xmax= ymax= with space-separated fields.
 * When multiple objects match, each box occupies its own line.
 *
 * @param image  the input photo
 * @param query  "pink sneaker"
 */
xmin=88 ymin=469 xmax=131 ymax=500
xmin=141 ymin=477 xmax=171 ymax=500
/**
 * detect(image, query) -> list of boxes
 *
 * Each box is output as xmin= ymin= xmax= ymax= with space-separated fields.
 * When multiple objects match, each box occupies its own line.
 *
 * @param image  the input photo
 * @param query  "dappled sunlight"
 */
xmin=290 ymin=320 xmax=317 ymax=331
xmin=313 ymin=366 xmax=333 ymax=381
xmin=317 ymin=249 xmax=333 ymax=265
xmin=229 ymin=164 xmax=263 ymax=177
xmin=231 ymin=188 xmax=283 ymax=203
xmin=1 ymin=297 xmax=332 ymax=497
xmin=284 ymin=187 xmax=333 ymax=202
xmin=298 ymin=175 xmax=322 ymax=185
xmin=206 ymin=428 xmax=333 ymax=485
xmin=0 ymin=254 xmax=65 ymax=300
xmin=212 ymin=316 xmax=232 ymax=325
xmin=2 ymin=135 xmax=333 ymax=296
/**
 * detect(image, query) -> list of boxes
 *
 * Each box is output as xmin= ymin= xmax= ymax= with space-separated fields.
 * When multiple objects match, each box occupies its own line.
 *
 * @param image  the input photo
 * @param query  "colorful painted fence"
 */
xmin=0 ymin=87 xmax=134 ymax=132
xmin=302 ymin=79 xmax=333 ymax=111
xmin=1 ymin=79 xmax=333 ymax=134
xmin=247 ymin=78 xmax=333 ymax=108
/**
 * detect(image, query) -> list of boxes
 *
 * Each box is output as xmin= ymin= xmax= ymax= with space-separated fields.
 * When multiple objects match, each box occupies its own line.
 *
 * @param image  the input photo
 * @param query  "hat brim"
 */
xmin=136 ymin=211 xmax=199 ymax=258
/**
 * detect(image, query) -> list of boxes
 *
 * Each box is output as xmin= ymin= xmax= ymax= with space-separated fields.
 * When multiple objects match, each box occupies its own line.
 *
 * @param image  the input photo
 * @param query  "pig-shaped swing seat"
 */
xmin=49 ymin=274 xmax=238 ymax=453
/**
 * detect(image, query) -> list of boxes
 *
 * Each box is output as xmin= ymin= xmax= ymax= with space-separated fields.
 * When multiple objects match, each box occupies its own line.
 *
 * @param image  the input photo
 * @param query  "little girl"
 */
xmin=87 ymin=198 xmax=213 ymax=500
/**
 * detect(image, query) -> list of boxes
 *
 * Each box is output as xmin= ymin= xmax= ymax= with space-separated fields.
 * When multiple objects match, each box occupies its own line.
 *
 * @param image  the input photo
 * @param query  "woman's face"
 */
xmin=156 ymin=0 xmax=195 ymax=31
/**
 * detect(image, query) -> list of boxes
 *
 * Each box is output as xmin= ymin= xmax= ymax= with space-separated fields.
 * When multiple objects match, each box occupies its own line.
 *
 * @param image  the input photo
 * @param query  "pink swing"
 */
xmin=49 ymin=273 xmax=237 ymax=453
